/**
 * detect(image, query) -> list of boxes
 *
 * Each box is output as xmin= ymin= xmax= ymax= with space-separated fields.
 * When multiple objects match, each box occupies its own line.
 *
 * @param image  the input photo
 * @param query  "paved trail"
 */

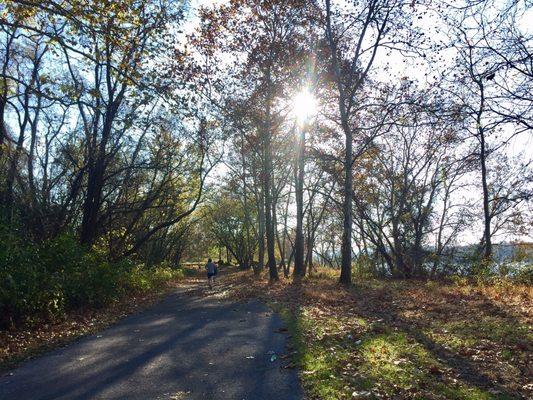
xmin=0 ymin=283 xmax=302 ymax=400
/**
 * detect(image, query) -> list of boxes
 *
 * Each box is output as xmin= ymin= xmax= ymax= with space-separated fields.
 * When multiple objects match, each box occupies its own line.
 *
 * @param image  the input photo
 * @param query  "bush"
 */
xmin=513 ymin=263 xmax=533 ymax=285
xmin=0 ymin=229 xmax=183 ymax=329
xmin=126 ymin=263 xmax=184 ymax=293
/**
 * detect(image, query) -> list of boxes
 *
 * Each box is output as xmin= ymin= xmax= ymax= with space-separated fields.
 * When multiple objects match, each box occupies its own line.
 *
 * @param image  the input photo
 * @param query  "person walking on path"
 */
xmin=205 ymin=258 xmax=217 ymax=289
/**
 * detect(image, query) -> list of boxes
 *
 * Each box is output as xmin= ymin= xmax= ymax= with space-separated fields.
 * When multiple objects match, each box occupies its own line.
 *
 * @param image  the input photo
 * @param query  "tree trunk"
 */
xmin=257 ymin=188 xmax=265 ymax=272
xmin=263 ymin=67 xmax=278 ymax=282
xmin=325 ymin=0 xmax=353 ymax=285
xmin=479 ymin=127 xmax=492 ymax=260
xmin=306 ymin=233 xmax=314 ymax=276
xmin=80 ymin=159 xmax=105 ymax=245
xmin=339 ymin=127 xmax=353 ymax=285
xmin=294 ymin=125 xmax=305 ymax=277
xmin=264 ymin=147 xmax=278 ymax=280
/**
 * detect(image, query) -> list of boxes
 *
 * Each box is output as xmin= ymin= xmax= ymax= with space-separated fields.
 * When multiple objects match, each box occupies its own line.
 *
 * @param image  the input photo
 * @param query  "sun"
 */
xmin=293 ymin=89 xmax=317 ymax=126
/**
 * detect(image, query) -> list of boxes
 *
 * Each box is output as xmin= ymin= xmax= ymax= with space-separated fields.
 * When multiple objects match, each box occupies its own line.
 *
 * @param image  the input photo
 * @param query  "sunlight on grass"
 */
xmin=278 ymin=307 xmax=353 ymax=399
xmin=359 ymin=331 xmax=429 ymax=392
xmin=434 ymin=384 xmax=516 ymax=400
xmin=444 ymin=317 xmax=531 ymax=344
xmin=427 ymin=314 xmax=532 ymax=367
xmin=278 ymin=303 xmax=520 ymax=400
xmin=260 ymin=272 xmax=530 ymax=399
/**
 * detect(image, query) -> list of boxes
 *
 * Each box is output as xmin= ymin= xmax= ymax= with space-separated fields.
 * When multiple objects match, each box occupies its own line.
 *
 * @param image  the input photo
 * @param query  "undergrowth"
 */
xmin=0 ymin=231 xmax=184 ymax=329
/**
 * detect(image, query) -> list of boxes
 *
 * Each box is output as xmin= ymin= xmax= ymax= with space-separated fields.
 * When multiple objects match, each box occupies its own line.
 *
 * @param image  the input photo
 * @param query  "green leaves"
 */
xmin=0 ymin=229 xmax=184 ymax=329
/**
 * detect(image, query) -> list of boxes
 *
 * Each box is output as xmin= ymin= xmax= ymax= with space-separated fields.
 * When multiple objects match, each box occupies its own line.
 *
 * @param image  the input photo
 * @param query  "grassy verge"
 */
xmin=222 ymin=269 xmax=532 ymax=400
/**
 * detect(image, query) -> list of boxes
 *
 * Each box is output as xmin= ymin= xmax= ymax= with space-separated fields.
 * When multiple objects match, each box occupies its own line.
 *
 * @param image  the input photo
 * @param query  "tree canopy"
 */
xmin=1 ymin=0 xmax=531 ymax=324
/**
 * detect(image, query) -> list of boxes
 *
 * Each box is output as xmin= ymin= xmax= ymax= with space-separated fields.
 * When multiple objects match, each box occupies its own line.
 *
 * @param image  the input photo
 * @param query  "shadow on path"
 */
xmin=0 ymin=280 xmax=302 ymax=400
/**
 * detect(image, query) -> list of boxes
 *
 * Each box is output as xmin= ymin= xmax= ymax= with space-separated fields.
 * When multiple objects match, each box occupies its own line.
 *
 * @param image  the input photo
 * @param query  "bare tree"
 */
xmin=320 ymin=0 xmax=414 ymax=284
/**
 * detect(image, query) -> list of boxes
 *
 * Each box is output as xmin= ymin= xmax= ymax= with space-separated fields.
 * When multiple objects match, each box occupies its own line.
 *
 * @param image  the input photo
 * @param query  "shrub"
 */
xmin=0 ymin=227 xmax=62 ymax=326
xmin=513 ymin=263 xmax=533 ymax=285
xmin=0 ymin=229 xmax=183 ymax=329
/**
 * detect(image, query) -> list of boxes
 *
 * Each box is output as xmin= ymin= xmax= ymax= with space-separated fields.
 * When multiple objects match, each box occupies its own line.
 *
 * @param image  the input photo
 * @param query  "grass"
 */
xmin=222 ymin=268 xmax=532 ymax=400
xmin=288 ymin=308 xmax=525 ymax=399
xmin=277 ymin=306 xmax=352 ymax=399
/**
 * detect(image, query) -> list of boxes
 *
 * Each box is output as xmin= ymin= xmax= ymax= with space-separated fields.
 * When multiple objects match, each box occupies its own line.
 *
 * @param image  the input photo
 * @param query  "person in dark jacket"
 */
xmin=205 ymin=258 xmax=217 ymax=289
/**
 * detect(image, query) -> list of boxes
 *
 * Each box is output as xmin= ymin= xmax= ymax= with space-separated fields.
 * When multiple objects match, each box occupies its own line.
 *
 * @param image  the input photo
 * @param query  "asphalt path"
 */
xmin=0 ymin=283 xmax=302 ymax=400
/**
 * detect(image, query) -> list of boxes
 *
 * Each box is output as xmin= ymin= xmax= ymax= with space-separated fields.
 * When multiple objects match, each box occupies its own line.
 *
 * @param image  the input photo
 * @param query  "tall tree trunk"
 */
xmin=264 ymin=143 xmax=278 ymax=280
xmin=325 ymin=0 xmax=353 ymax=285
xmin=468 ymin=43 xmax=492 ymax=261
xmin=339 ymin=127 xmax=353 ymax=284
xmin=80 ymin=83 xmax=123 ymax=245
xmin=479 ymin=120 xmax=492 ymax=260
xmin=281 ymin=184 xmax=292 ymax=278
xmin=263 ymin=68 xmax=278 ymax=282
xmin=257 ymin=188 xmax=265 ymax=272
xmin=240 ymin=131 xmax=253 ymax=270
xmin=294 ymin=125 xmax=305 ymax=277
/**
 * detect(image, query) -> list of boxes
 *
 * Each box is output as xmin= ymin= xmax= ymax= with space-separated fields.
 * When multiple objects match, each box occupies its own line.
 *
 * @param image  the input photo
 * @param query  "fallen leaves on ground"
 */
xmin=214 ymin=268 xmax=532 ymax=400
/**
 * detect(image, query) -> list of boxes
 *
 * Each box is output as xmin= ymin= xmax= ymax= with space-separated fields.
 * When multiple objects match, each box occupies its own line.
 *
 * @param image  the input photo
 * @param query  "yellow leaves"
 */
xmin=1 ymin=1 xmax=38 ymax=23
xmin=169 ymin=392 xmax=191 ymax=400
xmin=58 ymin=83 xmax=80 ymax=100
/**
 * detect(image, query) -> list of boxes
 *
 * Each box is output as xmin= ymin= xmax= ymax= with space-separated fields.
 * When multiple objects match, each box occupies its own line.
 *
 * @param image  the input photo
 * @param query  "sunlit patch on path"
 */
xmin=0 ymin=274 xmax=302 ymax=400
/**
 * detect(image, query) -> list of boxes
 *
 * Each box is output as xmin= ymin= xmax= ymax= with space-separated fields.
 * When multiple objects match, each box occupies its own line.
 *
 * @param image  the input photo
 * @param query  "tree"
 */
xmin=444 ymin=1 xmax=533 ymax=260
xmin=208 ymin=193 xmax=256 ymax=270
xmin=319 ymin=0 xmax=416 ymax=284
xmin=0 ymin=0 xmax=222 ymax=263
xmin=190 ymin=0 xmax=311 ymax=281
